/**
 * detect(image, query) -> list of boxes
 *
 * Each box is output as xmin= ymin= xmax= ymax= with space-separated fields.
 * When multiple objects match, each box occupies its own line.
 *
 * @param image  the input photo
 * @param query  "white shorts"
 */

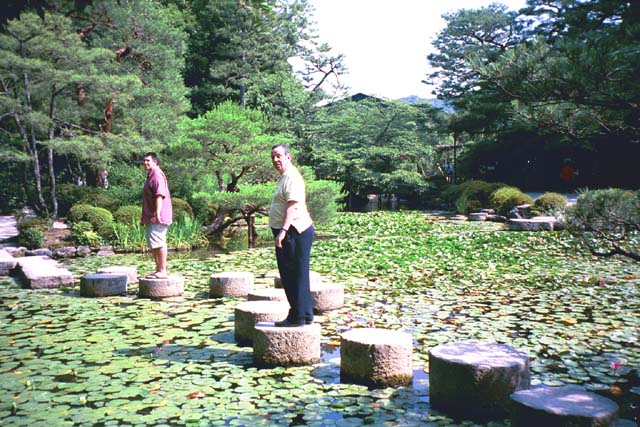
xmin=145 ymin=224 xmax=168 ymax=249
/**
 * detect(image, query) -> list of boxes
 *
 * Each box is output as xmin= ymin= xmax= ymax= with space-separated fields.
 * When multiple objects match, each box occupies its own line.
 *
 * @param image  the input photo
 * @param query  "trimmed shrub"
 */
xmin=442 ymin=180 xmax=506 ymax=208
xmin=70 ymin=221 xmax=101 ymax=247
xmin=80 ymin=189 xmax=120 ymax=213
xmin=490 ymin=187 xmax=534 ymax=216
xmin=57 ymin=184 xmax=93 ymax=217
xmin=172 ymin=197 xmax=194 ymax=221
xmin=532 ymin=192 xmax=567 ymax=216
xmin=68 ymin=204 xmax=115 ymax=240
xmin=114 ymin=205 xmax=142 ymax=226
xmin=17 ymin=227 xmax=45 ymax=249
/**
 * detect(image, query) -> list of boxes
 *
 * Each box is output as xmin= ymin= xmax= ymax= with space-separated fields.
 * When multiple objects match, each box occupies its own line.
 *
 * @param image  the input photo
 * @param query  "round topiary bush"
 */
xmin=68 ymin=204 xmax=115 ymax=240
xmin=172 ymin=197 xmax=194 ymax=221
xmin=17 ymin=227 xmax=45 ymax=249
xmin=532 ymin=192 xmax=567 ymax=215
xmin=114 ymin=205 xmax=142 ymax=225
xmin=490 ymin=187 xmax=534 ymax=216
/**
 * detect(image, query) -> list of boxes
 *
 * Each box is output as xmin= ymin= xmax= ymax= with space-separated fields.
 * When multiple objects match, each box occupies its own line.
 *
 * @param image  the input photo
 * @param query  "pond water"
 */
xmin=0 ymin=211 xmax=638 ymax=426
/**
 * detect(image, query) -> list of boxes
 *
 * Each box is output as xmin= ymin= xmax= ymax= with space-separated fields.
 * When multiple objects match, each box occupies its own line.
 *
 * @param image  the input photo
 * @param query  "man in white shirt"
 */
xmin=269 ymin=144 xmax=315 ymax=327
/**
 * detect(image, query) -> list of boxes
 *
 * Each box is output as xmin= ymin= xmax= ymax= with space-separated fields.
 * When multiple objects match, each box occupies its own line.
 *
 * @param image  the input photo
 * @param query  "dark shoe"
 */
xmin=274 ymin=319 xmax=305 ymax=327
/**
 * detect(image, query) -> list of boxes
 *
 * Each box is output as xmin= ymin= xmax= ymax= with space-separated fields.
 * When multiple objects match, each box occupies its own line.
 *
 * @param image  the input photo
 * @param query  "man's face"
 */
xmin=271 ymin=146 xmax=290 ymax=174
xmin=143 ymin=156 xmax=157 ymax=171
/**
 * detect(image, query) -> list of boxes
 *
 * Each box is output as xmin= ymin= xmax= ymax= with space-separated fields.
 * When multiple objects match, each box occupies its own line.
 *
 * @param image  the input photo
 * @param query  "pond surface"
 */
xmin=0 ymin=211 xmax=638 ymax=426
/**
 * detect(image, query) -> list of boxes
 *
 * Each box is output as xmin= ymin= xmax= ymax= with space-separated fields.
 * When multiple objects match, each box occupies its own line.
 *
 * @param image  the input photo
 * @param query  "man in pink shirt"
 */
xmin=141 ymin=152 xmax=173 ymax=278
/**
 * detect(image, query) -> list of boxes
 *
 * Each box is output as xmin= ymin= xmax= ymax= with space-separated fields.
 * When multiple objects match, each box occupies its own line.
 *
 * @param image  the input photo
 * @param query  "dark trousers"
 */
xmin=272 ymin=225 xmax=315 ymax=322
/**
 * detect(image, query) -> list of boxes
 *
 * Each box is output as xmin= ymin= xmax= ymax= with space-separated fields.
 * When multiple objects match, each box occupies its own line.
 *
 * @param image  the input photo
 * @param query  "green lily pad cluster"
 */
xmin=1 ymin=211 xmax=638 ymax=426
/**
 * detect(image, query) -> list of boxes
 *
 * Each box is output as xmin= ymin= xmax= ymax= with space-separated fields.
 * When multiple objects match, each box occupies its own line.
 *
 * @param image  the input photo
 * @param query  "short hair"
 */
xmin=271 ymin=144 xmax=289 ymax=155
xmin=144 ymin=152 xmax=159 ymax=164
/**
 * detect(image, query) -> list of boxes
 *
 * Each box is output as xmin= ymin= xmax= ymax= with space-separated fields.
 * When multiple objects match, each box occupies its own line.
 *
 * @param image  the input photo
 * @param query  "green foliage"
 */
xmin=112 ymin=222 xmax=146 ymax=252
xmin=306 ymin=180 xmax=342 ymax=226
xmin=16 ymin=216 xmax=48 ymax=249
xmin=56 ymin=184 xmax=93 ymax=218
xmin=455 ymin=193 xmax=469 ymax=214
xmin=69 ymin=221 xmax=101 ymax=247
xmin=172 ymin=197 xmax=194 ymax=221
xmin=490 ymin=186 xmax=534 ymax=216
xmin=565 ymin=188 xmax=639 ymax=261
xmin=113 ymin=205 xmax=142 ymax=226
xmin=16 ymin=227 xmax=45 ymax=249
xmin=167 ymin=216 xmax=208 ymax=250
xmin=308 ymin=98 xmax=447 ymax=200
xmin=67 ymin=204 xmax=115 ymax=240
xmin=533 ymin=192 xmax=567 ymax=215
xmin=442 ymin=180 xmax=505 ymax=207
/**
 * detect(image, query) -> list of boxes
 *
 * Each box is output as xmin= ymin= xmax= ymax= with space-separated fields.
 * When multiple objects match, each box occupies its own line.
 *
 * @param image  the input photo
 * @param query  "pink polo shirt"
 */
xmin=141 ymin=167 xmax=172 ymax=225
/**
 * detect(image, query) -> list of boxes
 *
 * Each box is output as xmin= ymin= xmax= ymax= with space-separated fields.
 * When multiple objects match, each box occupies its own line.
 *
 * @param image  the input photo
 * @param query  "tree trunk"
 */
xmin=21 ymin=69 xmax=47 ymax=215
xmin=48 ymin=85 xmax=58 ymax=218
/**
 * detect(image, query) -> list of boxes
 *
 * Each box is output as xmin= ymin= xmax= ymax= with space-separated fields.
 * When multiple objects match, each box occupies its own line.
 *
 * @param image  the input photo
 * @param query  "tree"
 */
xmin=306 ymin=97 xmax=446 ymax=208
xmin=474 ymin=0 xmax=640 ymax=141
xmin=173 ymin=101 xmax=288 ymax=233
xmin=0 ymin=11 xmax=119 ymax=216
xmin=566 ymin=188 xmax=639 ymax=262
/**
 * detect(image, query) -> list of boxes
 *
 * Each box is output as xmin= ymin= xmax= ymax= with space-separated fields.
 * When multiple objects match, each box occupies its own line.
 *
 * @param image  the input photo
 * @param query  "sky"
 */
xmin=306 ymin=0 xmax=527 ymax=100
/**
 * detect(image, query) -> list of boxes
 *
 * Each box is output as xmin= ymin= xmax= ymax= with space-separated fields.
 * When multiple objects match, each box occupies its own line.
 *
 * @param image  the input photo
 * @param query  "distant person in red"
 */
xmin=559 ymin=161 xmax=575 ymax=191
xmin=141 ymin=152 xmax=173 ymax=279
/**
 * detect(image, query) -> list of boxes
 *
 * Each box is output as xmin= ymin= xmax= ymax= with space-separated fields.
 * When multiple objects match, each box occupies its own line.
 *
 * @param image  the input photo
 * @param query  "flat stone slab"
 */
xmin=274 ymin=270 xmax=321 ymax=288
xmin=12 ymin=255 xmax=74 ymax=289
xmin=0 ymin=249 xmax=17 ymax=275
xmin=468 ymin=212 xmax=488 ymax=221
xmin=340 ymin=328 xmax=413 ymax=388
xmin=253 ymin=322 xmax=321 ymax=367
xmin=138 ymin=275 xmax=184 ymax=298
xmin=97 ymin=266 xmax=138 ymax=284
xmin=80 ymin=273 xmax=127 ymax=297
xmin=234 ymin=300 xmax=290 ymax=345
xmin=310 ymin=282 xmax=344 ymax=312
xmin=210 ymin=271 xmax=254 ymax=298
xmin=510 ymin=385 xmax=620 ymax=427
xmin=429 ymin=340 xmax=530 ymax=419
xmin=247 ymin=288 xmax=287 ymax=302
xmin=509 ymin=216 xmax=557 ymax=231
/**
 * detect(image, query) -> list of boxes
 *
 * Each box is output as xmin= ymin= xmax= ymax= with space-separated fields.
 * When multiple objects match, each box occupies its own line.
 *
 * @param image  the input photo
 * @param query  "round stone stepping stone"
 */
xmin=310 ymin=282 xmax=344 ymax=312
xmin=80 ymin=273 xmax=127 ymax=297
xmin=340 ymin=327 xmax=413 ymax=388
xmin=510 ymin=385 xmax=620 ymax=427
xmin=234 ymin=301 xmax=290 ymax=346
xmin=429 ymin=340 xmax=530 ymax=419
xmin=138 ymin=275 xmax=184 ymax=298
xmin=274 ymin=270 xmax=321 ymax=288
xmin=247 ymin=288 xmax=287 ymax=302
xmin=97 ymin=265 xmax=138 ymax=284
xmin=253 ymin=322 xmax=321 ymax=367
xmin=209 ymin=271 xmax=254 ymax=298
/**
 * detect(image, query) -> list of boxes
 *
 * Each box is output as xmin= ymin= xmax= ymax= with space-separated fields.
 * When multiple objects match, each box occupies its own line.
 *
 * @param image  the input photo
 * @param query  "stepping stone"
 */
xmin=510 ymin=385 xmax=620 ymax=427
xmin=310 ymin=282 xmax=344 ymax=312
xmin=138 ymin=275 xmax=184 ymax=298
xmin=274 ymin=270 xmax=321 ymax=288
xmin=0 ymin=249 xmax=17 ymax=275
xmin=234 ymin=300 xmax=290 ymax=346
xmin=96 ymin=266 xmax=138 ymax=284
xmin=253 ymin=322 xmax=321 ymax=367
xmin=468 ymin=212 xmax=488 ymax=221
xmin=247 ymin=288 xmax=287 ymax=302
xmin=209 ymin=271 xmax=254 ymax=298
xmin=13 ymin=255 xmax=74 ymax=289
xmin=80 ymin=273 xmax=127 ymax=297
xmin=340 ymin=327 xmax=413 ymax=388
xmin=429 ymin=340 xmax=530 ymax=419
xmin=509 ymin=217 xmax=557 ymax=231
